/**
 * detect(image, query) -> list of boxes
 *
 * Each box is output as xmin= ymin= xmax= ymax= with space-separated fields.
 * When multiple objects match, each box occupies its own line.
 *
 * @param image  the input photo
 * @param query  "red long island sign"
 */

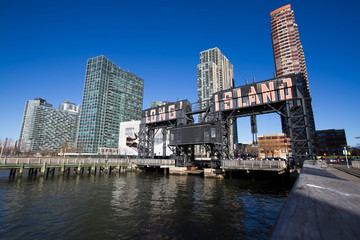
xmin=213 ymin=76 xmax=297 ymax=112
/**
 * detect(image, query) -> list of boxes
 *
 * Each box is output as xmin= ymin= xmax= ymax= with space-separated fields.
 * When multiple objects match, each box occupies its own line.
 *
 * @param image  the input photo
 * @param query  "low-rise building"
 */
xmin=258 ymin=133 xmax=291 ymax=159
xmin=313 ymin=129 xmax=347 ymax=156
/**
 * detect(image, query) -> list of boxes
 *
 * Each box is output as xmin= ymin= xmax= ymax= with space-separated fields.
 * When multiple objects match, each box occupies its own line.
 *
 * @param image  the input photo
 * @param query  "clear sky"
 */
xmin=1 ymin=0 xmax=359 ymax=146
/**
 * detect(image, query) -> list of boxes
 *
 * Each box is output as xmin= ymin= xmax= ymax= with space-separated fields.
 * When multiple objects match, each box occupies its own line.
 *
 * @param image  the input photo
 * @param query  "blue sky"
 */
xmin=1 ymin=0 xmax=359 ymax=146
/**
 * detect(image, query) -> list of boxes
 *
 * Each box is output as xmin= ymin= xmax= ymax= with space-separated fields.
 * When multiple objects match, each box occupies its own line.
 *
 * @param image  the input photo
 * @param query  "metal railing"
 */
xmin=0 ymin=158 xmax=132 ymax=165
xmin=2 ymin=158 xmax=286 ymax=169
xmin=0 ymin=157 xmax=175 ymax=166
xmin=134 ymin=159 xmax=175 ymax=166
xmin=222 ymin=160 xmax=287 ymax=169
xmin=352 ymin=160 xmax=360 ymax=169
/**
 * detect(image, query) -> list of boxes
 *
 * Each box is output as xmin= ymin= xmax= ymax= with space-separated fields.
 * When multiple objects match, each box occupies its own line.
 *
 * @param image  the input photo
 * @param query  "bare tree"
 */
xmin=39 ymin=147 xmax=52 ymax=156
xmin=57 ymin=141 xmax=77 ymax=155
xmin=0 ymin=138 xmax=16 ymax=157
xmin=23 ymin=150 xmax=34 ymax=157
xmin=259 ymin=140 xmax=283 ymax=158
xmin=349 ymin=146 xmax=360 ymax=156
xmin=246 ymin=144 xmax=259 ymax=157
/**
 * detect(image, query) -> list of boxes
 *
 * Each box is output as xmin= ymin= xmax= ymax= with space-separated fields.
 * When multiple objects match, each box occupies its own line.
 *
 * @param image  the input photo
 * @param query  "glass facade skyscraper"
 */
xmin=19 ymin=98 xmax=80 ymax=153
xmin=150 ymin=100 xmax=169 ymax=108
xmin=197 ymin=47 xmax=237 ymax=155
xmin=77 ymin=55 xmax=144 ymax=153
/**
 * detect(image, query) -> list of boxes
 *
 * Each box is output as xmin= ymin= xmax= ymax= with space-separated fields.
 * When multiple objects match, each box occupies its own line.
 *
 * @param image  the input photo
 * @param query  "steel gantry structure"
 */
xmin=138 ymin=74 xmax=314 ymax=168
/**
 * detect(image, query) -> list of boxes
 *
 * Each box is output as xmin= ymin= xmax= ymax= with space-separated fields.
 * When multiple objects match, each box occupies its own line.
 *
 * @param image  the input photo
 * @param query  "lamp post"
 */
xmin=344 ymin=147 xmax=349 ymax=168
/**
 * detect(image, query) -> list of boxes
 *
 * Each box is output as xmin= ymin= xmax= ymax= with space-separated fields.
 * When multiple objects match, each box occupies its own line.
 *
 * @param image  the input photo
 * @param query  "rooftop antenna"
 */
xmin=246 ymin=79 xmax=248 ymax=85
xmin=253 ymin=77 xmax=256 ymax=83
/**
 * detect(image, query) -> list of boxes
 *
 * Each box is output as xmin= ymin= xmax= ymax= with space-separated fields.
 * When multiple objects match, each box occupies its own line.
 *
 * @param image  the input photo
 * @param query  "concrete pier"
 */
xmin=169 ymin=167 xmax=188 ymax=175
xmin=270 ymin=160 xmax=360 ymax=240
xmin=204 ymin=168 xmax=224 ymax=179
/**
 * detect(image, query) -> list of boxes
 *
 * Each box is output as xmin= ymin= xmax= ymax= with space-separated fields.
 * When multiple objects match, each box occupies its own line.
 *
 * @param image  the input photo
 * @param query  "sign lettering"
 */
xmin=213 ymin=77 xmax=295 ymax=112
xmin=142 ymin=101 xmax=187 ymax=124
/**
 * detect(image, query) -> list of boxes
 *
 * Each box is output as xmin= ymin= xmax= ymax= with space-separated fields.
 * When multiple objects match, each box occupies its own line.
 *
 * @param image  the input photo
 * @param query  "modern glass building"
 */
xmin=150 ymin=100 xmax=169 ymax=108
xmin=19 ymin=98 xmax=80 ymax=153
xmin=197 ymin=47 xmax=234 ymax=118
xmin=60 ymin=100 xmax=81 ymax=113
xmin=270 ymin=4 xmax=316 ymax=135
xmin=76 ymin=55 xmax=144 ymax=153
xmin=197 ymin=47 xmax=237 ymax=155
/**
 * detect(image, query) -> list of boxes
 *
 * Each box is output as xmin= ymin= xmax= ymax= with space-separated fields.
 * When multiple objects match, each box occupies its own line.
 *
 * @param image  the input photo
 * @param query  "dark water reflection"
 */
xmin=0 ymin=170 xmax=290 ymax=239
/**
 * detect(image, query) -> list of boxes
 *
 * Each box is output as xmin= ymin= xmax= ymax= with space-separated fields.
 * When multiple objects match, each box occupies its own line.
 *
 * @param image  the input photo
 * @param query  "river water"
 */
xmin=0 ymin=170 xmax=290 ymax=239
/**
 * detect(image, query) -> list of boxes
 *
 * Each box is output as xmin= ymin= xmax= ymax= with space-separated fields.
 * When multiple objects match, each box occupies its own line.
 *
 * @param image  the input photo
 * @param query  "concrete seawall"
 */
xmin=270 ymin=160 xmax=360 ymax=239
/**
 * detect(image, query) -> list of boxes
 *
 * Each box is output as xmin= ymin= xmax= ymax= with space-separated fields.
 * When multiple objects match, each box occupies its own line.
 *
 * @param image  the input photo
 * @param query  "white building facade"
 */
xmin=118 ymin=120 xmax=171 ymax=157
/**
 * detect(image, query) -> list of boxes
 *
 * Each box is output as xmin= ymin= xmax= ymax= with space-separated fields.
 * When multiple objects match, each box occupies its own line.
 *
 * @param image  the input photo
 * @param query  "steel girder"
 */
xmin=212 ymin=95 xmax=312 ymax=166
xmin=138 ymin=121 xmax=175 ymax=159
xmin=175 ymin=145 xmax=194 ymax=167
xmin=285 ymin=97 xmax=313 ymax=164
xmin=138 ymin=124 xmax=147 ymax=159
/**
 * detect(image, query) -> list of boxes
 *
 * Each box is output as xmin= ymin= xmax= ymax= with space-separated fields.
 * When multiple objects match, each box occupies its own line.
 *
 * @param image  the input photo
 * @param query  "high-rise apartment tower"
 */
xmin=270 ymin=4 xmax=315 ymax=134
xmin=150 ymin=100 xmax=169 ymax=108
xmin=197 ymin=47 xmax=237 ymax=155
xmin=76 ymin=56 xmax=144 ymax=153
xmin=197 ymin=47 xmax=234 ymax=117
xmin=19 ymin=98 xmax=80 ymax=153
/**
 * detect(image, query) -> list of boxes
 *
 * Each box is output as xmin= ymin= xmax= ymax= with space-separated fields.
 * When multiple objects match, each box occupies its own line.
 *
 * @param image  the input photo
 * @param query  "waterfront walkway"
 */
xmin=326 ymin=166 xmax=360 ymax=186
xmin=270 ymin=161 xmax=360 ymax=240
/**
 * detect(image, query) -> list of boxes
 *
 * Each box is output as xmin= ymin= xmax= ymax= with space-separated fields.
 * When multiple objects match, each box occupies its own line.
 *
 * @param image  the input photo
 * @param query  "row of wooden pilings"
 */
xmin=7 ymin=163 xmax=130 ymax=178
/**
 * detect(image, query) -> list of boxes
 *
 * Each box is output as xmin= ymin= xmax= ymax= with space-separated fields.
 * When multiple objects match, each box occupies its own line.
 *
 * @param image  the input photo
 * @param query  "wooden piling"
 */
xmin=19 ymin=163 xmax=24 ymax=176
xmin=41 ymin=162 xmax=47 ymax=175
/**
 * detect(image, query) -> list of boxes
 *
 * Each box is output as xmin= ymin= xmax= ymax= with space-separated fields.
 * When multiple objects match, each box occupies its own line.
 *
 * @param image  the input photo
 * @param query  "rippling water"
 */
xmin=0 ymin=170 xmax=290 ymax=239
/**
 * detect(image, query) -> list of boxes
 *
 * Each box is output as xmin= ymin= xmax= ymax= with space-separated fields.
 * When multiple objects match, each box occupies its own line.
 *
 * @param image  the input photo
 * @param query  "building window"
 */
xmin=211 ymin=128 xmax=216 ymax=138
